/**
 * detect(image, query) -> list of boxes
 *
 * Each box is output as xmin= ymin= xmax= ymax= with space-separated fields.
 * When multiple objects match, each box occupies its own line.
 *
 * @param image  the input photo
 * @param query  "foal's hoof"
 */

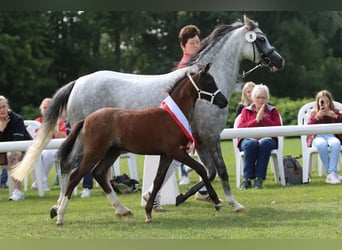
xmin=145 ymin=215 xmax=152 ymax=223
xmin=176 ymin=193 xmax=186 ymax=206
xmin=56 ymin=222 xmax=64 ymax=227
xmin=214 ymin=202 xmax=223 ymax=211
xmin=115 ymin=210 xmax=133 ymax=219
xmin=50 ymin=206 xmax=58 ymax=219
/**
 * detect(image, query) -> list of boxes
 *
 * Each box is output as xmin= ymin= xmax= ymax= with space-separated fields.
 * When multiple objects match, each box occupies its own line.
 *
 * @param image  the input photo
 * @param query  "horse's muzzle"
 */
xmin=265 ymin=50 xmax=285 ymax=71
xmin=214 ymin=92 xmax=228 ymax=109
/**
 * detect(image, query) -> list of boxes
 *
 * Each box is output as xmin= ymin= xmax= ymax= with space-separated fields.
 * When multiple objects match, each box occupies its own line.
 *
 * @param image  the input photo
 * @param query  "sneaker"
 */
xmin=143 ymin=191 xmax=165 ymax=212
xmin=195 ymin=191 xmax=223 ymax=203
xmin=326 ymin=172 xmax=341 ymax=184
xmin=240 ymin=178 xmax=252 ymax=190
xmin=0 ymin=182 xmax=8 ymax=188
xmin=254 ymin=177 xmax=263 ymax=189
xmin=31 ymin=181 xmax=50 ymax=191
xmin=9 ymin=189 xmax=24 ymax=201
xmin=179 ymin=176 xmax=190 ymax=185
xmin=81 ymin=188 xmax=91 ymax=198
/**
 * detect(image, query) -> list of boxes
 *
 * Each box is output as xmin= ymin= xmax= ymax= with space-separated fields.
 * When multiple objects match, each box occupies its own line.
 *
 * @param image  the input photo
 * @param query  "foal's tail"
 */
xmin=58 ymin=120 xmax=84 ymax=165
xmin=11 ymin=80 xmax=76 ymax=181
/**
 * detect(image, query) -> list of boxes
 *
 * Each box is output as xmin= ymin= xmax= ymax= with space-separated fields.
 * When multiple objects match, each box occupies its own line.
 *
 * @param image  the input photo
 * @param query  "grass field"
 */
xmin=1 ymin=137 xmax=342 ymax=239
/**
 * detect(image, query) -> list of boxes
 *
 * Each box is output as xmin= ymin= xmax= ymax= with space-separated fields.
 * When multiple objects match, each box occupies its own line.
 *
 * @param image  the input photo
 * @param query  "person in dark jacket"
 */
xmin=0 ymin=95 xmax=32 ymax=201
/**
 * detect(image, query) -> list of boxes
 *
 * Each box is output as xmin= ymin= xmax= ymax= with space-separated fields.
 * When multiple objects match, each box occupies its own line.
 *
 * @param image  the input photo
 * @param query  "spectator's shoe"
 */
xmin=179 ymin=176 xmax=190 ymax=185
xmin=0 ymin=182 xmax=8 ymax=188
xmin=143 ymin=191 xmax=165 ymax=212
xmin=195 ymin=191 xmax=223 ymax=203
xmin=31 ymin=181 xmax=50 ymax=191
xmin=326 ymin=173 xmax=341 ymax=184
xmin=9 ymin=189 xmax=24 ymax=201
xmin=240 ymin=178 xmax=252 ymax=190
xmin=254 ymin=177 xmax=263 ymax=189
xmin=81 ymin=188 xmax=91 ymax=198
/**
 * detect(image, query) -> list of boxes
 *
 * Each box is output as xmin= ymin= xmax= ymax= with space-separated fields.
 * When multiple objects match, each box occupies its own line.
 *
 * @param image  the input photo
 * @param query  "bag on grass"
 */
xmin=283 ymin=155 xmax=303 ymax=185
xmin=110 ymin=173 xmax=139 ymax=194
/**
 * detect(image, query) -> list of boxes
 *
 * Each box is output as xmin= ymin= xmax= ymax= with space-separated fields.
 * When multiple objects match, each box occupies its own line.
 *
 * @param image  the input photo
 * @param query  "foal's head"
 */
xmin=188 ymin=63 xmax=228 ymax=108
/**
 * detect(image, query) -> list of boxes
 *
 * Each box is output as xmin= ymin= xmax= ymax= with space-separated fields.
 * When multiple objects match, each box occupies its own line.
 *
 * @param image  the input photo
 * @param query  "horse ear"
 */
xmin=244 ymin=15 xmax=257 ymax=31
xmin=204 ymin=63 xmax=212 ymax=73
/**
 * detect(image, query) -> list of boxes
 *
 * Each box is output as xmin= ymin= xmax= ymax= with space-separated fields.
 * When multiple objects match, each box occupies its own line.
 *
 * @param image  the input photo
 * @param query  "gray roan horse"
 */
xmin=12 ymin=15 xmax=284 ymax=213
xmin=53 ymin=63 xmax=226 ymax=224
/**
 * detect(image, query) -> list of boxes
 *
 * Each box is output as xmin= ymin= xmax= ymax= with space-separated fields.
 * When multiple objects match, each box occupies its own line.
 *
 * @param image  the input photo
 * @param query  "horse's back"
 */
xmin=67 ymin=67 xmax=197 ymax=124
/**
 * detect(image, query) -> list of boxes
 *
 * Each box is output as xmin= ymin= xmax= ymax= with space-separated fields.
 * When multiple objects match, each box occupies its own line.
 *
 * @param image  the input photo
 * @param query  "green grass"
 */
xmin=1 ymin=137 xmax=342 ymax=239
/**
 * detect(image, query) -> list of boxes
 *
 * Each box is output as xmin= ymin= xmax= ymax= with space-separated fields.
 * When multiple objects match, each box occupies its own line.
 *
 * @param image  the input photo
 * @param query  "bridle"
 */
xmin=237 ymin=30 xmax=276 ymax=82
xmin=186 ymin=71 xmax=221 ymax=106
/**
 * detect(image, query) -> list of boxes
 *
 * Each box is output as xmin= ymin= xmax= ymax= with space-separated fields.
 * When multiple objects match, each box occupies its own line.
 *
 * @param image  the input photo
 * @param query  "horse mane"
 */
xmin=185 ymin=21 xmax=246 ymax=67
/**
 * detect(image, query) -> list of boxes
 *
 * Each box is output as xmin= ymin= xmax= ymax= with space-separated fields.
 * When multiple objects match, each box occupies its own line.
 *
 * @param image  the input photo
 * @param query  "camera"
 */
xmin=320 ymin=100 xmax=324 ymax=106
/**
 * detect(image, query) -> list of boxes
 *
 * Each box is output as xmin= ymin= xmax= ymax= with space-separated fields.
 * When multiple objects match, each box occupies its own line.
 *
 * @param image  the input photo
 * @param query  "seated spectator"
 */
xmin=31 ymin=98 xmax=67 ymax=191
xmin=306 ymin=90 xmax=342 ymax=184
xmin=0 ymin=95 xmax=32 ymax=201
xmin=235 ymin=81 xmax=255 ymax=117
xmin=237 ymin=84 xmax=281 ymax=189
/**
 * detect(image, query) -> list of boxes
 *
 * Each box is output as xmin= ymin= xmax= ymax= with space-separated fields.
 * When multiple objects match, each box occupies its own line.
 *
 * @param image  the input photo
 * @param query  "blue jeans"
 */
xmin=1 ymin=168 xmax=7 ymax=184
xmin=239 ymin=137 xmax=277 ymax=179
xmin=83 ymin=170 xmax=93 ymax=189
xmin=312 ymin=134 xmax=341 ymax=174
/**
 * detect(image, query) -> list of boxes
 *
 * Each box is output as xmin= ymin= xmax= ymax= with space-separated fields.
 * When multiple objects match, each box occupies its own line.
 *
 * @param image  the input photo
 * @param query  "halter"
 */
xmin=186 ymin=71 xmax=221 ymax=106
xmin=237 ymin=31 xmax=274 ymax=82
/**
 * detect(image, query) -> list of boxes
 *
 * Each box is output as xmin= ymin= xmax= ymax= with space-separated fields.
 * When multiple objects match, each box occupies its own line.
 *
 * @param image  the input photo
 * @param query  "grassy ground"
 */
xmin=1 ymin=137 xmax=342 ymax=239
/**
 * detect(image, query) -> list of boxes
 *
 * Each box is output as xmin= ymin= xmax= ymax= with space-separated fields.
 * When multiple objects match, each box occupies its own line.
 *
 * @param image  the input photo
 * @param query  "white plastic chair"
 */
xmin=297 ymin=101 xmax=342 ymax=183
xmin=233 ymin=114 xmax=286 ymax=188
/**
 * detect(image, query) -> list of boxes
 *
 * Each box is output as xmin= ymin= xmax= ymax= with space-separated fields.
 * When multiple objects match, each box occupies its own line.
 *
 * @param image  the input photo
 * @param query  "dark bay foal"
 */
xmin=52 ymin=63 xmax=227 ymax=224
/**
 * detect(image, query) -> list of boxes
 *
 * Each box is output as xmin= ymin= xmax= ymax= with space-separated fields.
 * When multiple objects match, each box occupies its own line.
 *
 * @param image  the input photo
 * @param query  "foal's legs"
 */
xmin=177 ymin=137 xmax=245 ymax=212
xmin=145 ymin=155 xmax=173 ymax=223
xmin=174 ymin=149 xmax=222 ymax=209
xmin=92 ymin=150 xmax=132 ymax=219
xmin=55 ymin=159 xmax=99 ymax=226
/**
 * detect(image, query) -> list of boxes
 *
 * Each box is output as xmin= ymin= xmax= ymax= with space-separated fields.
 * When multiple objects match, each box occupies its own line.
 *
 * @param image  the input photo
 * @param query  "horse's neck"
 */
xmin=195 ymin=34 xmax=243 ymax=98
xmin=170 ymin=81 xmax=197 ymax=121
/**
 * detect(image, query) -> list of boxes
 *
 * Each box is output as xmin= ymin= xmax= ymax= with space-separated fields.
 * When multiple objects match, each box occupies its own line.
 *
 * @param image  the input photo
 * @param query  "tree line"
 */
xmin=1 ymin=11 xmax=341 ymax=119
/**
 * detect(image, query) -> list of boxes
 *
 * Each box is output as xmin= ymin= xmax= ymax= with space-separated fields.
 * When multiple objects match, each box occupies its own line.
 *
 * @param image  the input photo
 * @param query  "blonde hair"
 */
xmin=39 ymin=98 xmax=52 ymax=108
xmin=315 ymin=90 xmax=335 ymax=112
xmin=240 ymin=81 xmax=255 ymax=106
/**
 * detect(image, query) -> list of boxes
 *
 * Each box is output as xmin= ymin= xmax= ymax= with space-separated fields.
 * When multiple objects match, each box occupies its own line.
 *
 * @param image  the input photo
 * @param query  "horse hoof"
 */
xmin=234 ymin=206 xmax=246 ymax=213
xmin=145 ymin=216 xmax=152 ymax=223
xmin=115 ymin=210 xmax=133 ymax=219
xmin=176 ymin=193 xmax=185 ymax=206
xmin=56 ymin=222 xmax=64 ymax=227
xmin=214 ymin=203 xmax=223 ymax=211
xmin=50 ymin=207 xmax=58 ymax=219
xmin=228 ymin=202 xmax=246 ymax=212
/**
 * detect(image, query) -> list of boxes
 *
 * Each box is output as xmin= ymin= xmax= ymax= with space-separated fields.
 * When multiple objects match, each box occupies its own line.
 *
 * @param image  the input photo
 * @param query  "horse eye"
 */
xmin=258 ymin=37 xmax=265 ymax=42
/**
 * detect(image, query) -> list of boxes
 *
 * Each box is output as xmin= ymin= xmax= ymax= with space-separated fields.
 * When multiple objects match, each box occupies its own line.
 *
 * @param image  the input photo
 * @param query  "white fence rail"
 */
xmin=1 ymin=124 xmax=342 ymax=152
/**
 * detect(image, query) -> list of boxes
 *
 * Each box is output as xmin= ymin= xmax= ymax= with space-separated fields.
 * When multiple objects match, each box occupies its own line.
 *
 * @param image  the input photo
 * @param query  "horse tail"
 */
xmin=11 ymin=80 xmax=76 ymax=181
xmin=58 ymin=120 xmax=84 ymax=166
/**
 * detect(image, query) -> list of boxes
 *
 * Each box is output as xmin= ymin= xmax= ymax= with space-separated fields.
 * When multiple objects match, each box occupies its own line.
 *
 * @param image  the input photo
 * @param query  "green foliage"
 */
xmin=1 ymin=11 xmax=342 ymax=118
